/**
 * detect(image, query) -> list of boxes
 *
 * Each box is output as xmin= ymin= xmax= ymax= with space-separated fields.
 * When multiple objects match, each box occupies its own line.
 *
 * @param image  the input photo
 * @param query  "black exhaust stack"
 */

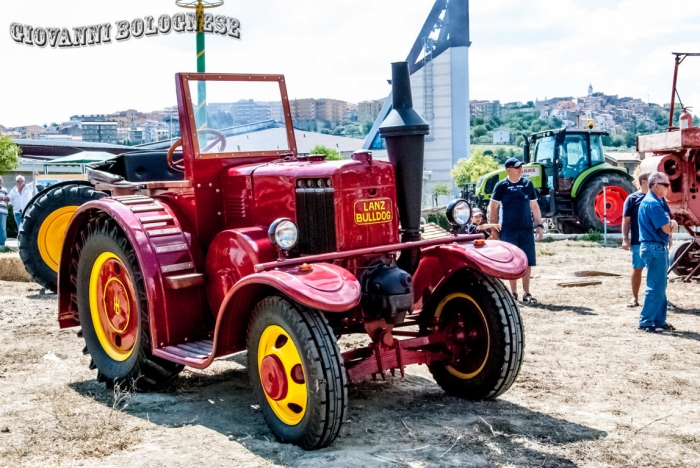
xmin=379 ymin=62 xmax=430 ymax=274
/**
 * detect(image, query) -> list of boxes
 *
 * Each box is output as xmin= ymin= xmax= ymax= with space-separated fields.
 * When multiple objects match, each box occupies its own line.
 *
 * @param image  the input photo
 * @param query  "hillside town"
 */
xmin=470 ymin=84 xmax=670 ymax=145
xmin=0 ymin=84 xmax=679 ymax=150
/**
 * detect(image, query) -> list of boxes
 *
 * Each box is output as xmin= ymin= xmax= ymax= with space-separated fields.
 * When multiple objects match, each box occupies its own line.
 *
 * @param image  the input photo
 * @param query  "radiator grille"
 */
xmin=296 ymin=187 xmax=336 ymax=255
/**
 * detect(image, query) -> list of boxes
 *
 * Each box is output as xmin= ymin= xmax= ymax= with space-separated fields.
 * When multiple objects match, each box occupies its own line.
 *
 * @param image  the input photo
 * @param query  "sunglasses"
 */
xmin=654 ymin=182 xmax=670 ymax=188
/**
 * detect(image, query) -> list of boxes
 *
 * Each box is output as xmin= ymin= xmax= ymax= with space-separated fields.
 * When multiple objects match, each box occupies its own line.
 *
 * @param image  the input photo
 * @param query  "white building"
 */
xmin=492 ymin=128 xmax=513 ymax=145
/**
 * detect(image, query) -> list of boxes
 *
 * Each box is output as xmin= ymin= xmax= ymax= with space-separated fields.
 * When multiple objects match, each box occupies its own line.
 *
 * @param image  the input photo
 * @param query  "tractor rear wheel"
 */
xmin=577 ymin=173 xmax=636 ymax=233
xmin=20 ymin=183 xmax=106 ymax=292
xmin=669 ymin=241 xmax=700 ymax=276
xmin=76 ymin=217 xmax=183 ymax=391
xmin=247 ymin=296 xmax=347 ymax=450
xmin=420 ymin=270 xmax=524 ymax=400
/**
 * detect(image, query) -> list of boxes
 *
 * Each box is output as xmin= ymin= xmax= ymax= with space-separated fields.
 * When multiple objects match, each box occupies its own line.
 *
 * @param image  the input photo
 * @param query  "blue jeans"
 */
xmin=639 ymin=243 xmax=669 ymax=327
xmin=14 ymin=212 xmax=21 ymax=231
xmin=0 ymin=213 xmax=6 ymax=246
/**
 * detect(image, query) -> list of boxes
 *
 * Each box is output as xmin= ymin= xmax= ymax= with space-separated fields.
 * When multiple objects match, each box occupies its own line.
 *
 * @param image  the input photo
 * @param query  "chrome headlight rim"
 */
xmin=268 ymin=218 xmax=299 ymax=251
xmin=446 ymin=198 xmax=472 ymax=227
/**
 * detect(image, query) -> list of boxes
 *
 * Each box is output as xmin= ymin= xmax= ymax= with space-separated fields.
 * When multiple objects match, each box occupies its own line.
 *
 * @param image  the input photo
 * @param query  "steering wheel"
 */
xmin=167 ymin=129 xmax=227 ymax=172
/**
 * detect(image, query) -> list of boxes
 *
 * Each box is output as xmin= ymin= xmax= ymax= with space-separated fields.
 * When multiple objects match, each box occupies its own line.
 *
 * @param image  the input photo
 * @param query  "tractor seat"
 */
xmin=95 ymin=151 xmax=185 ymax=182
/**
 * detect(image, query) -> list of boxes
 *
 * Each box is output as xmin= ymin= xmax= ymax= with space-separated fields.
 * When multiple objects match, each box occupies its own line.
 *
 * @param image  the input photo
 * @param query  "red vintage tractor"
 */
xmin=57 ymin=63 xmax=528 ymax=449
xmin=638 ymin=53 xmax=700 ymax=281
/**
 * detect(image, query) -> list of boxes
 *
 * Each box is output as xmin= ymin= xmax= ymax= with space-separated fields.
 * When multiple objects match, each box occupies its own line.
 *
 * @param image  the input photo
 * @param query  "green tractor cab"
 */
xmin=462 ymin=128 xmax=635 ymax=233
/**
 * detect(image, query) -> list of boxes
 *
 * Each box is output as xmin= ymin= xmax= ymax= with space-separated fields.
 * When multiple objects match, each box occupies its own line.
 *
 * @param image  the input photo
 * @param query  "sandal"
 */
xmin=661 ymin=324 xmax=676 ymax=331
xmin=627 ymin=299 xmax=640 ymax=308
xmin=522 ymin=293 xmax=537 ymax=305
xmin=511 ymin=292 xmax=518 ymax=302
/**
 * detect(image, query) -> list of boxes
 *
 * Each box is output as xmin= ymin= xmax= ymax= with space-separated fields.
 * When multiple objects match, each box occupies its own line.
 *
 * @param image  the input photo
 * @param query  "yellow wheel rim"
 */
xmin=89 ymin=252 xmax=139 ymax=362
xmin=435 ymin=292 xmax=490 ymax=379
xmin=37 ymin=206 xmax=79 ymax=272
xmin=257 ymin=325 xmax=307 ymax=425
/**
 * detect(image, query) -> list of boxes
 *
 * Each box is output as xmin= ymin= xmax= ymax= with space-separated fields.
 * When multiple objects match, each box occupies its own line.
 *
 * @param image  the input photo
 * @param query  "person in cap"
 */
xmin=488 ymin=158 xmax=544 ymax=304
xmin=459 ymin=207 xmax=500 ymax=239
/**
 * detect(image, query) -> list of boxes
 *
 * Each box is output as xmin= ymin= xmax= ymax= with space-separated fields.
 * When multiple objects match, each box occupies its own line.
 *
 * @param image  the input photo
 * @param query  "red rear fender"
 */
xmin=212 ymin=263 xmax=360 ymax=357
xmin=57 ymin=198 xmax=208 ymax=350
xmin=412 ymin=240 xmax=528 ymax=311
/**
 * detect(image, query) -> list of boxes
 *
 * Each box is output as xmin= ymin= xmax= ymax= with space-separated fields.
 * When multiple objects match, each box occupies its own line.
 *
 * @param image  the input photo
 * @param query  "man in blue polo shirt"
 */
xmin=489 ymin=158 xmax=544 ymax=304
xmin=637 ymin=171 xmax=677 ymax=333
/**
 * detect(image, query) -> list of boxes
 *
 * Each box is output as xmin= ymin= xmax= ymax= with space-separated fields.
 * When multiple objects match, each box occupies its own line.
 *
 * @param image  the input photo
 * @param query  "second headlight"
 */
xmin=268 ymin=218 xmax=299 ymax=250
xmin=446 ymin=199 xmax=472 ymax=227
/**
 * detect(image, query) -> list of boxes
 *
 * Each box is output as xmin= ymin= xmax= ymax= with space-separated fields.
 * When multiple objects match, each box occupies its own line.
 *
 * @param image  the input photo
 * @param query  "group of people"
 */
xmin=461 ymin=159 xmax=676 ymax=334
xmin=0 ymin=175 xmax=33 ymax=248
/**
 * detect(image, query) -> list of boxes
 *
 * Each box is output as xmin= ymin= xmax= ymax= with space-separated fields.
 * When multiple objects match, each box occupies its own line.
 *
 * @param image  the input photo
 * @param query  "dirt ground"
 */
xmin=1 ymin=240 xmax=699 ymax=467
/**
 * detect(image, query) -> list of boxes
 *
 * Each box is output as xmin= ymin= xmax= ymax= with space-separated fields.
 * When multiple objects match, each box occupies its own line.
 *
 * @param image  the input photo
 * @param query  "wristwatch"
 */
xmin=535 ymin=224 xmax=544 ymax=229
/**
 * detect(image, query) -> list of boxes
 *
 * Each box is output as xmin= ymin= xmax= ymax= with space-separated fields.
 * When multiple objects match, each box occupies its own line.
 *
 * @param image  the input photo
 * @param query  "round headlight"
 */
xmin=268 ymin=218 xmax=298 ymax=251
xmin=446 ymin=199 xmax=472 ymax=227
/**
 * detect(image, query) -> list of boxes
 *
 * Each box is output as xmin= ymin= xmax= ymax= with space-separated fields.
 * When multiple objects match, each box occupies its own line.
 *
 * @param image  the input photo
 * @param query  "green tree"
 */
xmin=431 ymin=182 xmax=452 ymax=206
xmin=624 ymin=132 xmax=636 ymax=148
xmin=451 ymin=150 xmax=498 ymax=186
xmin=472 ymin=125 xmax=488 ymax=138
xmin=0 ymin=135 xmax=20 ymax=173
xmin=309 ymin=144 xmax=343 ymax=160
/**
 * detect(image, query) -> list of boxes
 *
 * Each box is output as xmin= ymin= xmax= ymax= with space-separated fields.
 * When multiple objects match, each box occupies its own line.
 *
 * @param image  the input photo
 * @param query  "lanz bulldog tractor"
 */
xmin=639 ymin=53 xmax=700 ymax=281
xmin=57 ymin=62 xmax=528 ymax=449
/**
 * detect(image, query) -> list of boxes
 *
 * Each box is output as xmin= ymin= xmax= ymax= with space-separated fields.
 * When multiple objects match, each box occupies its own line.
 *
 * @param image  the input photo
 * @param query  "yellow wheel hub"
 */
xmin=38 ymin=206 xmax=79 ymax=272
xmin=258 ymin=325 xmax=307 ymax=425
xmin=89 ymin=252 xmax=139 ymax=362
xmin=435 ymin=292 xmax=490 ymax=379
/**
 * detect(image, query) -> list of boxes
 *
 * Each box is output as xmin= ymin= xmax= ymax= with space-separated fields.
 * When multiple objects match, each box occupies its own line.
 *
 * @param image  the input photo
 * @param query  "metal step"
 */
xmin=154 ymin=339 xmax=213 ymax=367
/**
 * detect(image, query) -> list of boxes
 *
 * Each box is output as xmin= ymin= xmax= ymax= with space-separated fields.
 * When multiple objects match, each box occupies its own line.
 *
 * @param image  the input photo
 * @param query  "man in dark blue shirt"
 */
xmin=622 ymin=171 xmax=650 ymax=307
xmin=489 ymin=158 xmax=544 ymax=304
xmin=637 ymin=171 xmax=677 ymax=333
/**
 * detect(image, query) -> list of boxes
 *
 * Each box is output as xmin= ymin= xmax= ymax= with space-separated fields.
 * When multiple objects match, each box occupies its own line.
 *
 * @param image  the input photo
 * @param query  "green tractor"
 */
xmin=463 ymin=128 xmax=636 ymax=233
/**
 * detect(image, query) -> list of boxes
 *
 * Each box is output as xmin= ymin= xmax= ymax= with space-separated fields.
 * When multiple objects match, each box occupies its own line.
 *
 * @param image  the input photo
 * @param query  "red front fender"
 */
xmin=412 ymin=240 xmax=528 ymax=310
xmin=211 ymin=263 xmax=360 ymax=358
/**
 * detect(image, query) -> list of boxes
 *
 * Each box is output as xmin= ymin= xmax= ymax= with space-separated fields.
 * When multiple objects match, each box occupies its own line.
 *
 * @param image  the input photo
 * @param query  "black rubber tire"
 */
xmin=669 ymin=241 xmax=700 ymax=277
xmin=247 ymin=296 xmax=347 ymax=450
xmin=19 ymin=183 xmax=106 ymax=292
xmin=577 ymin=173 xmax=636 ymax=234
xmin=421 ymin=269 xmax=524 ymax=400
xmin=76 ymin=216 xmax=183 ymax=391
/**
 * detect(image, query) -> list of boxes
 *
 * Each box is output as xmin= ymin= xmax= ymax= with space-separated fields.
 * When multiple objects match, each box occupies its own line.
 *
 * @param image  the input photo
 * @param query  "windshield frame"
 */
xmin=176 ymin=73 xmax=298 ymax=160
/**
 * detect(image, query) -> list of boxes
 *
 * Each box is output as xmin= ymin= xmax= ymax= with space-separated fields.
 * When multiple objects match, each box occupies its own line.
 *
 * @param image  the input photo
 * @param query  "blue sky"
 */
xmin=1 ymin=0 xmax=699 ymax=127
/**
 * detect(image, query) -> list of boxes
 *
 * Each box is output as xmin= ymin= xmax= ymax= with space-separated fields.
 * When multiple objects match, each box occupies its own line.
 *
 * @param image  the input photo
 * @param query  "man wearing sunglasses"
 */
xmin=637 ymin=171 xmax=677 ymax=333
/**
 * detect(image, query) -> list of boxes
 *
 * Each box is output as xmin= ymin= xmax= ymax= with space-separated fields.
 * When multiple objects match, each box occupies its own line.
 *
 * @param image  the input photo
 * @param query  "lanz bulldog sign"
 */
xmin=9 ymin=12 xmax=240 ymax=48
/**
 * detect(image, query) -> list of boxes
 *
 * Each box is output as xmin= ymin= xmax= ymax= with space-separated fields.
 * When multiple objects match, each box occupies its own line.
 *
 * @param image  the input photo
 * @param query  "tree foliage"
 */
xmin=451 ymin=150 xmax=498 ymax=186
xmin=309 ymin=144 xmax=344 ymax=160
xmin=0 ymin=136 xmax=20 ymax=174
xmin=431 ymin=182 xmax=452 ymax=206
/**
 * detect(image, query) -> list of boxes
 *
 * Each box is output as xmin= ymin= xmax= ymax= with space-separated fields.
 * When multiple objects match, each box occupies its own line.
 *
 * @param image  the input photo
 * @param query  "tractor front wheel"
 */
xmin=577 ymin=173 xmax=635 ymax=233
xmin=76 ymin=217 xmax=183 ymax=391
xmin=421 ymin=270 xmax=524 ymax=400
xmin=20 ymin=183 xmax=106 ymax=292
xmin=247 ymin=296 xmax=347 ymax=450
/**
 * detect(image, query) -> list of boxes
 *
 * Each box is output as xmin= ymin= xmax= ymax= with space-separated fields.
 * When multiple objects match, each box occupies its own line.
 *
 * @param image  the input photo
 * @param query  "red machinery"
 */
xmin=57 ymin=63 xmax=528 ymax=449
xmin=638 ymin=53 xmax=700 ymax=281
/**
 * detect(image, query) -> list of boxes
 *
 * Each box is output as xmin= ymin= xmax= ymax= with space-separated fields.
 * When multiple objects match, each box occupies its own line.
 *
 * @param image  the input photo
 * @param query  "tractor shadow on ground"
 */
xmin=668 ymin=330 xmax=700 ymax=342
xmin=70 ymin=363 xmax=605 ymax=467
xmin=527 ymin=302 xmax=597 ymax=316
xmin=668 ymin=301 xmax=700 ymax=317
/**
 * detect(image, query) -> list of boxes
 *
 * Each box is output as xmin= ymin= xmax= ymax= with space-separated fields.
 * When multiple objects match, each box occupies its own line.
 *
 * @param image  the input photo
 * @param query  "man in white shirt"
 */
xmin=9 ymin=175 xmax=33 ymax=231
xmin=0 ymin=177 xmax=9 ymax=248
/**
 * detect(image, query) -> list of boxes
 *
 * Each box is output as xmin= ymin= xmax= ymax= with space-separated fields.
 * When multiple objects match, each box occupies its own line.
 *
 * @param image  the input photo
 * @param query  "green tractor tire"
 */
xmin=19 ymin=183 xmax=107 ymax=292
xmin=577 ymin=173 xmax=636 ymax=234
